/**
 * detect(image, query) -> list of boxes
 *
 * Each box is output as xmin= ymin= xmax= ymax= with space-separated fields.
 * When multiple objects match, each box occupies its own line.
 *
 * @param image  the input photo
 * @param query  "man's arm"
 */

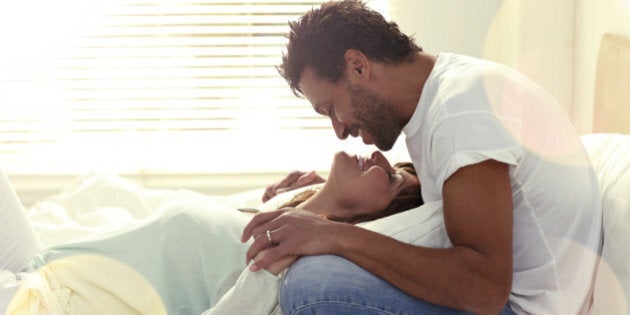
xmin=244 ymin=160 xmax=513 ymax=314
xmin=335 ymin=159 xmax=513 ymax=313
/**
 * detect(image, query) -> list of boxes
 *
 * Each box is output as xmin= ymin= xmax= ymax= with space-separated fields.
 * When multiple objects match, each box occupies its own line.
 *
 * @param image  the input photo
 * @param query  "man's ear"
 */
xmin=343 ymin=49 xmax=370 ymax=83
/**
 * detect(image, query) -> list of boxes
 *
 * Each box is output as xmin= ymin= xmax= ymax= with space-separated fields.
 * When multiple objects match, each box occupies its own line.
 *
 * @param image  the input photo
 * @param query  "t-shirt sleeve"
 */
xmin=430 ymin=112 xmax=523 ymax=192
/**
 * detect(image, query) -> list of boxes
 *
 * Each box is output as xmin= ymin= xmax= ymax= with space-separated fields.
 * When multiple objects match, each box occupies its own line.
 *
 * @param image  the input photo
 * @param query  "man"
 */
xmin=241 ymin=1 xmax=602 ymax=314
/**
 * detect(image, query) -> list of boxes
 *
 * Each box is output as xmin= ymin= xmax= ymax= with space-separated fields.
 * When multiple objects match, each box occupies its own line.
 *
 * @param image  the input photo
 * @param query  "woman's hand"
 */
xmin=241 ymin=208 xmax=340 ymax=272
xmin=262 ymin=171 xmax=325 ymax=202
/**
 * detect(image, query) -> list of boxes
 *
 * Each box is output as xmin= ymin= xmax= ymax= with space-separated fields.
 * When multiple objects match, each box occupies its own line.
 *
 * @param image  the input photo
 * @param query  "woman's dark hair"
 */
xmin=277 ymin=0 xmax=422 ymax=96
xmin=280 ymin=161 xmax=423 ymax=224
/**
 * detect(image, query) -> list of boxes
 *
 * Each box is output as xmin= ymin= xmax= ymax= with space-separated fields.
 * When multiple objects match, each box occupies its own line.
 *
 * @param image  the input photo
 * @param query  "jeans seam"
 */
xmin=289 ymin=300 xmax=401 ymax=315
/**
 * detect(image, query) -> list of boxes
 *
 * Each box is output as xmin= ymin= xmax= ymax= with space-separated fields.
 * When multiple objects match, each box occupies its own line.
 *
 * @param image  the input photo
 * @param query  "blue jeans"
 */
xmin=280 ymin=255 xmax=514 ymax=315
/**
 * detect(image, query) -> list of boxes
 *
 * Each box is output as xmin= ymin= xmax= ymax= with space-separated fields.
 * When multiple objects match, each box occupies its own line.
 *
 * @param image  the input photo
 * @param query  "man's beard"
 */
xmin=349 ymin=84 xmax=401 ymax=151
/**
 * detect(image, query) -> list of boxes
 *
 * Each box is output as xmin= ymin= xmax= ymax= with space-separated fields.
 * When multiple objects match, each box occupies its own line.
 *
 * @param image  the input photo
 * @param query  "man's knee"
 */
xmin=280 ymin=255 xmax=356 ymax=292
xmin=279 ymin=255 xmax=395 ymax=314
xmin=279 ymin=255 xmax=481 ymax=315
xmin=280 ymin=255 xmax=358 ymax=312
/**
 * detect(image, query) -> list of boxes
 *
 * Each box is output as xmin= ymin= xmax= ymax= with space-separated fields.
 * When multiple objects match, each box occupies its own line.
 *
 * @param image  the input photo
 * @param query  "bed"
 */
xmin=582 ymin=32 xmax=630 ymax=315
xmin=13 ymin=33 xmax=630 ymax=314
xmin=17 ymin=134 xmax=628 ymax=314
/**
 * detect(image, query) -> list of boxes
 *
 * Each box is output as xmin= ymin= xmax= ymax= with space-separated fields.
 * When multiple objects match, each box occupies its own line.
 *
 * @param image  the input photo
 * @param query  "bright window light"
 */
xmin=0 ymin=0 xmax=404 ymax=176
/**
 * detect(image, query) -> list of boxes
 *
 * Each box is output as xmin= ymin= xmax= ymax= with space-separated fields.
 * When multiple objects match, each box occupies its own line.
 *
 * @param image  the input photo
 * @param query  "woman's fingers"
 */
xmin=262 ymin=171 xmax=306 ymax=202
xmin=261 ymin=170 xmax=324 ymax=202
xmin=296 ymin=171 xmax=325 ymax=187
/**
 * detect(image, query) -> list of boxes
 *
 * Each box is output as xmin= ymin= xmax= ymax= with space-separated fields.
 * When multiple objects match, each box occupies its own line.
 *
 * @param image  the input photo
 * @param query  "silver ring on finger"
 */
xmin=266 ymin=229 xmax=273 ymax=244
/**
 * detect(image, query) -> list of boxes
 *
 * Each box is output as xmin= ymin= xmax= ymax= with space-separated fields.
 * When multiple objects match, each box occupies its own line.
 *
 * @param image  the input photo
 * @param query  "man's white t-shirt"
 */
xmin=403 ymin=53 xmax=602 ymax=314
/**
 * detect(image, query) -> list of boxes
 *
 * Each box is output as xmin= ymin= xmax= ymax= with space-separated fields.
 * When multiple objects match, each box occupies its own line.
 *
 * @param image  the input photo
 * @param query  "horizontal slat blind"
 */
xmin=0 ymin=0 xmax=395 ymax=175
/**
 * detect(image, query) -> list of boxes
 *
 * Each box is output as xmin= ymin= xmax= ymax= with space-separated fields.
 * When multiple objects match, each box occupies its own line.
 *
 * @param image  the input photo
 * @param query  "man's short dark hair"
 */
xmin=277 ymin=0 xmax=422 ymax=96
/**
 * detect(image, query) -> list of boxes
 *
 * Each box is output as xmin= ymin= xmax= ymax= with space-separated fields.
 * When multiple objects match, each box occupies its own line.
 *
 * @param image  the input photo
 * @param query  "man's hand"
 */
xmin=254 ymin=248 xmax=298 ymax=275
xmin=262 ymin=171 xmax=325 ymax=202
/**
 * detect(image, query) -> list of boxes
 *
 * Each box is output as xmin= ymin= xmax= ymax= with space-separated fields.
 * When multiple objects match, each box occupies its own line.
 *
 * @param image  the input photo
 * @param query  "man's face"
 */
xmin=299 ymin=67 xmax=402 ymax=151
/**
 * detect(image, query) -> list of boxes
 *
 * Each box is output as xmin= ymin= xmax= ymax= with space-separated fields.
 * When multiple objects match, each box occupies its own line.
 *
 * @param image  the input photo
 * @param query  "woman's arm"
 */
xmin=262 ymin=171 xmax=325 ymax=202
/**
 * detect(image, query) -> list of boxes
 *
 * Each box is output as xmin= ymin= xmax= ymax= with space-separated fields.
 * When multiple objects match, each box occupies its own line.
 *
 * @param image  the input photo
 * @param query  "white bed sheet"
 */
xmin=21 ymin=173 xmax=448 ymax=315
xmin=26 ymin=174 xmax=265 ymax=248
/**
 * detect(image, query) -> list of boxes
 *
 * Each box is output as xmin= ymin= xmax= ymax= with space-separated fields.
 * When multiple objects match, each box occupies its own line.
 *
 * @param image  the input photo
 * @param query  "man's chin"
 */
xmin=360 ymin=131 xmax=397 ymax=151
xmin=375 ymin=143 xmax=394 ymax=151
xmin=373 ymin=131 xmax=402 ymax=151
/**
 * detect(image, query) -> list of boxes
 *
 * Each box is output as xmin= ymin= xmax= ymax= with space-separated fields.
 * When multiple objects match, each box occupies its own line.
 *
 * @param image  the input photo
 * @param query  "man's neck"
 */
xmin=373 ymin=52 xmax=436 ymax=126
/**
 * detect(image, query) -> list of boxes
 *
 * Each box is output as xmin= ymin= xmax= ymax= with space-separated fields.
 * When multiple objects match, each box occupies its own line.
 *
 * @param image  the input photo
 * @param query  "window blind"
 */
xmin=0 ymin=0 xmax=391 ymax=176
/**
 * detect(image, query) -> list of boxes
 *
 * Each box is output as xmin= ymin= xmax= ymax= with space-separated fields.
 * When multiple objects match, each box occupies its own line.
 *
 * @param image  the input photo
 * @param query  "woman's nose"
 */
xmin=371 ymin=151 xmax=393 ymax=171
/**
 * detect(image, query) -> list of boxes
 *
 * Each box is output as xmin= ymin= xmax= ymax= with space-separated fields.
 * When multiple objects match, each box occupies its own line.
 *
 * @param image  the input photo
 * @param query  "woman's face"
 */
xmin=325 ymin=151 xmax=420 ymax=214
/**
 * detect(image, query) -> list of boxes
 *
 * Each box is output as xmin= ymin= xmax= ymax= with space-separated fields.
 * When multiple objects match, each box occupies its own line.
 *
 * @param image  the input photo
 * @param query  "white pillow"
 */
xmin=259 ymin=185 xmax=450 ymax=248
xmin=581 ymin=133 xmax=630 ymax=314
xmin=358 ymin=201 xmax=451 ymax=248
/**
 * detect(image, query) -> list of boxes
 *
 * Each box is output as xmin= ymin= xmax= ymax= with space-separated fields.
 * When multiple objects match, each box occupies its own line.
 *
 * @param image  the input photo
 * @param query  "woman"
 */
xmin=208 ymin=150 xmax=425 ymax=314
xmin=1 ymin=150 xmax=423 ymax=315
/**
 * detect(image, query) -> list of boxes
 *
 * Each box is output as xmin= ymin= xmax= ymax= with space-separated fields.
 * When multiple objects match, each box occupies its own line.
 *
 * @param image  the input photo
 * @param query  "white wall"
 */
xmin=573 ymin=0 xmax=630 ymax=133
xmin=389 ymin=0 xmax=576 ymax=130
xmin=389 ymin=0 xmax=503 ymax=57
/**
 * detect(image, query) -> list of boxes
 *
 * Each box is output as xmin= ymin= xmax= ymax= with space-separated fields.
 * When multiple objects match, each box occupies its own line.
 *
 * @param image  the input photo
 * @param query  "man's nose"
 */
xmin=330 ymin=115 xmax=349 ymax=140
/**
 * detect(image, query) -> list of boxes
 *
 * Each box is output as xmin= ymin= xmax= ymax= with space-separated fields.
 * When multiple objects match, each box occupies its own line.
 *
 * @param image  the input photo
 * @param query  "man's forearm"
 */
xmin=327 ymin=224 xmax=512 ymax=314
